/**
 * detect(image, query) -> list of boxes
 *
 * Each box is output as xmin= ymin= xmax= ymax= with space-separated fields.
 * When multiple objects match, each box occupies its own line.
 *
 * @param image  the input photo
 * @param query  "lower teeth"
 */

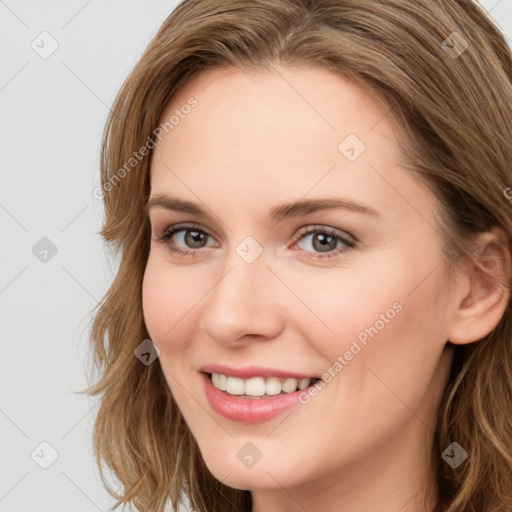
xmin=225 ymin=392 xmax=290 ymax=398
xmin=225 ymin=392 xmax=263 ymax=398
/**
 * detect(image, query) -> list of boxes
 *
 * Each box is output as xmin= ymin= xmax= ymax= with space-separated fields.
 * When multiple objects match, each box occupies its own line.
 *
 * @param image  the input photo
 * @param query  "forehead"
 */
xmin=149 ymin=64 xmax=438 ymax=228
xmin=156 ymin=63 xmax=397 ymax=162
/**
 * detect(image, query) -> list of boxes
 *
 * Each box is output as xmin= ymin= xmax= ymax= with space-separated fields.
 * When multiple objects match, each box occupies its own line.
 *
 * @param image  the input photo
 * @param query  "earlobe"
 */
xmin=447 ymin=226 xmax=511 ymax=345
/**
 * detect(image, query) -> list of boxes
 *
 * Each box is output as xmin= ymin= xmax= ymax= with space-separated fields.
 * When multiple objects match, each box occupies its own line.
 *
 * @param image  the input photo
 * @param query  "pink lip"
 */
xmin=200 ymin=372 xmax=309 ymax=424
xmin=199 ymin=363 xmax=318 ymax=380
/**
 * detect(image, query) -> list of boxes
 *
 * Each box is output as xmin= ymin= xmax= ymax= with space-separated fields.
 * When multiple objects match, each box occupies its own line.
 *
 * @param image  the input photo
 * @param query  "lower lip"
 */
xmin=201 ymin=372 xmax=307 ymax=424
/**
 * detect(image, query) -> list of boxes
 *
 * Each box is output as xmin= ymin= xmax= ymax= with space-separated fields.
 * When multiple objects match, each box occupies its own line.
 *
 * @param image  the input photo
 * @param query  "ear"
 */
xmin=447 ymin=226 xmax=511 ymax=345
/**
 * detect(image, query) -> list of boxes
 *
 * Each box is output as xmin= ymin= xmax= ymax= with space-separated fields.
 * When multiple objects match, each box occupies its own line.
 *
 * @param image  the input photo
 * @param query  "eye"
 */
xmin=154 ymin=223 xmax=217 ymax=256
xmin=292 ymin=225 xmax=355 ymax=259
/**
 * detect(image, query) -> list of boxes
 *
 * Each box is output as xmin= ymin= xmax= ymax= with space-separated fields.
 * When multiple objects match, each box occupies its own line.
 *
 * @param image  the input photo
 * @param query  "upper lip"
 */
xmin=199 ymin=364 xmax=320 ymax=380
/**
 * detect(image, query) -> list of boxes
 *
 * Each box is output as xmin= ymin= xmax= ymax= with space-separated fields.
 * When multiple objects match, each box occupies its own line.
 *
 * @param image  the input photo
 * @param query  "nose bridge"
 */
xmin=213 ymin=233 xmax=270 ymax=303
xmin=199 ymin=240 xmax=283 ymax=342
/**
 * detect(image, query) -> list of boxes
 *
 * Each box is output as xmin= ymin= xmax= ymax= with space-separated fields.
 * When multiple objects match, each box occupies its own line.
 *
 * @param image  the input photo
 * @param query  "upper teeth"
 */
xmin=211 ymin=373 xmax=314 ymax=397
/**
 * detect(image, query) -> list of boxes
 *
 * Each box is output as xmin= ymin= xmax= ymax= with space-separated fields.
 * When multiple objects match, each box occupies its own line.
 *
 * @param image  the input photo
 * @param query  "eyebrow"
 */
xmin=146 ymin=194 xmax=382 ymax=222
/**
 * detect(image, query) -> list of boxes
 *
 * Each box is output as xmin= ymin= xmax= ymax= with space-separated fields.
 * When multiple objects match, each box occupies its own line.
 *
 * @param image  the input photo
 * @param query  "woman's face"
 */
xmin=143 ymin=64 xmax=458 ymax=501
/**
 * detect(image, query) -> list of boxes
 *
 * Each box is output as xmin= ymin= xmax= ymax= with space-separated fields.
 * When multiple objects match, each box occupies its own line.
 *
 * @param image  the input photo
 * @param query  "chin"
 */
xmin=210 ymin=465 xmax=290 ymax=491
xmin=198 ymin=443 xmax=304 ymax=491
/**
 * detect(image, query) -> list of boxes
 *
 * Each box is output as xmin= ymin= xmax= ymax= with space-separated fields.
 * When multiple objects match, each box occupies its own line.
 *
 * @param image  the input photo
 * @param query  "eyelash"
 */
xmin=154 ymin=223 xmax=356 ymax=260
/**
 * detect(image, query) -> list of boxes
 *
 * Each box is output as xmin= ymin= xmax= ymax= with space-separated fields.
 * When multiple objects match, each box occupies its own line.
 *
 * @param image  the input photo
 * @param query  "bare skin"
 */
xmin=142 ymin=63 xmax=510 ymax=512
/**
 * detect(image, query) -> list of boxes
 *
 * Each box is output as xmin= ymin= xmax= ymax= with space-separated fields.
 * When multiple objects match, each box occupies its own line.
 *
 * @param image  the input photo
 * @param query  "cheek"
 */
xmin=305 ymin=255 xmax=448 ymax=383
xmin=334 ymin=272 xmax=450 ymax=424
xmin=290 ymin=268 xmax=404 ymax=356
xmin=142 ymin=256 xmax=199 ymax=353
xmin=142 ymin=258 xmax=203 ymax=413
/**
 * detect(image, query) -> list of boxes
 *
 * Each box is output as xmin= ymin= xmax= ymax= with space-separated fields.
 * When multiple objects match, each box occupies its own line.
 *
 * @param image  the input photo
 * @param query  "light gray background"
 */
xmin=1 ymin=1 xmax=511 ymax=511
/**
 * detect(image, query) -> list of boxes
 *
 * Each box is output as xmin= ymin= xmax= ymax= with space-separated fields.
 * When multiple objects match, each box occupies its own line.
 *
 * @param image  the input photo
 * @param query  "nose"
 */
xmin=198 ymin=247 xmax=285 ymax=346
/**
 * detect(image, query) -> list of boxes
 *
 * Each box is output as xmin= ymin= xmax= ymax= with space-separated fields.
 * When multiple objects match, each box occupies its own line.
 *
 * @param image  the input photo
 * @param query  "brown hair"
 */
xmin=83 ymin=1 xmax=512 ymax=510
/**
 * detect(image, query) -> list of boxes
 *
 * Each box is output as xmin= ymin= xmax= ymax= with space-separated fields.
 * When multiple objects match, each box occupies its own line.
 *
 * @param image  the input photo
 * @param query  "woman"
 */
xmin=85 ymin=1 xmax=512 ymax=510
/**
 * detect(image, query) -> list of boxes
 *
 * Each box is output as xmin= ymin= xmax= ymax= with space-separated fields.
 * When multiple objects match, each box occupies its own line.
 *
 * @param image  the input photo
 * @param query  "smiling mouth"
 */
xmin=206 ymin=372 xmax=322 ymax=399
